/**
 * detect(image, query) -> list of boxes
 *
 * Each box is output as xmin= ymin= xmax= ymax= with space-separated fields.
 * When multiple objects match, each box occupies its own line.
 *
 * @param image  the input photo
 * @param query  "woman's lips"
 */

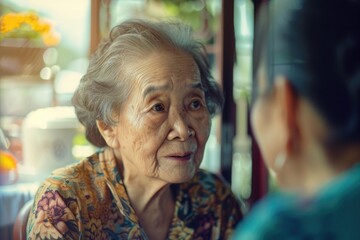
xmin=167 ymin=152 xmax=193 ymax=161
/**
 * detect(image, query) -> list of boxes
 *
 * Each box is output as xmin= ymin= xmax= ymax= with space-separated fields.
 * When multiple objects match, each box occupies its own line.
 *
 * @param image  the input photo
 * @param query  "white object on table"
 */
xmin=22 ymin=106 xmax=80 ymax=180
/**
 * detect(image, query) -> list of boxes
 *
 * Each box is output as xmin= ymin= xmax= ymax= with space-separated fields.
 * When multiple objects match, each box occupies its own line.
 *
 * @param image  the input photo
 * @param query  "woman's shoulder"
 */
xmin=35 ymin=152 xmax=102 ymax=195
xmin=233 ymin=183 xmax=360 ymax=239
xmin=49 ymin=153 xmax=99 ymax=179
xmin=232 ymin=193 xmax=300 ymax=239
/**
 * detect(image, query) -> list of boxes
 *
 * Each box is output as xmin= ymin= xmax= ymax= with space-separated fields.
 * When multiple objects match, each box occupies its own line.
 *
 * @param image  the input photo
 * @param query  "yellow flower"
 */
xmin=0 ymin=151 xmax=17 ymax=172
xmin=0 ymin=11 xmax=60 ymax=46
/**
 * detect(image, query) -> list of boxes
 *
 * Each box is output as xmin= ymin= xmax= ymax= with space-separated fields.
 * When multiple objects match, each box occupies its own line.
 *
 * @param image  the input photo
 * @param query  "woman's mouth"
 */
xmin=168 ymin=152 xmax=193 ymax=161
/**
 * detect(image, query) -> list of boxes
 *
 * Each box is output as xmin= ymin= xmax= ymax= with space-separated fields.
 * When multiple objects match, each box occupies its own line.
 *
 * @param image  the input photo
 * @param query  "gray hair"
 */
xmin=72 ymin=19 xmax=224 ymax=147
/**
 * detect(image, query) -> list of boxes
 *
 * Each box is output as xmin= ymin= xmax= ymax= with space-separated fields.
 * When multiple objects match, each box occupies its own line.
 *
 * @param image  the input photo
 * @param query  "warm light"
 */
xmin=43 ymin=31 xmax=61 ymax=46
xmin=40 ymin=67 xmax=52 ymax=80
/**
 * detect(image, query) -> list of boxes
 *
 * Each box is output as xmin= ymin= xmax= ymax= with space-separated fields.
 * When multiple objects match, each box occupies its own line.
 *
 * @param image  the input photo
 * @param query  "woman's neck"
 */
xmin=123 ymin=171 xmax=173 ymax=214
xmin=120 ymin=163 xmax=175 ymax=240
xmin=284 ymin=143 xmax=360 ymax=196
xmin=110 ymin=148 xmax=175 ymax=239
xmin=111 ymin=148 xmax=174 ymax=214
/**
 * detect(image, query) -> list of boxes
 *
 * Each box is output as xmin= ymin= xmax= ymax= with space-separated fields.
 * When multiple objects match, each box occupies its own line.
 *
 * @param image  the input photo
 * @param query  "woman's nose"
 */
xmin=167 ymin=109 xmax=194 ymax=141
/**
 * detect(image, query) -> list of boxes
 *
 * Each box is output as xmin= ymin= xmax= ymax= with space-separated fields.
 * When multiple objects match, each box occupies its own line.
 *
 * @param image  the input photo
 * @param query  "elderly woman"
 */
xmin=233 ymin=0 xmax=360 ymax=239
xmin=27 ymin=19 xmax=242 ymax=239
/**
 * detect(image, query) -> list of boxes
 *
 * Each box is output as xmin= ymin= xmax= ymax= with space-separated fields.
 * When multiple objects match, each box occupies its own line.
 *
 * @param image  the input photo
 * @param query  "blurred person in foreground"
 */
xmin=27 ymin=19 xmax=242 ymax=239
xmin=232 ymin=0 xmax=360 ymax=239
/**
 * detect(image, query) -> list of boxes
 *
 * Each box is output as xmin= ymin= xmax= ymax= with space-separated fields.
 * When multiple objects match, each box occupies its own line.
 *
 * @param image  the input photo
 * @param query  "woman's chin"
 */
xmin=161 ymin=167 xmax=198 ymax=184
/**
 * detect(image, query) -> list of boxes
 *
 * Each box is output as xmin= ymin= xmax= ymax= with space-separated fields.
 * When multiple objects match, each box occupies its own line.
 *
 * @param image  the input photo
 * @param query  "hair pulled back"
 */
xmin=256 ymin=0 xmax=360 ymax=144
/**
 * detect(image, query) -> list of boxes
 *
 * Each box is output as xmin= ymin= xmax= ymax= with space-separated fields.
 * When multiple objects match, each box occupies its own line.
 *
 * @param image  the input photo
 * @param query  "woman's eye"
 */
xmin=152 ymin=103 xmax=165 ymax=112
xmin=189 ymin=99 xmax=202 ymax=110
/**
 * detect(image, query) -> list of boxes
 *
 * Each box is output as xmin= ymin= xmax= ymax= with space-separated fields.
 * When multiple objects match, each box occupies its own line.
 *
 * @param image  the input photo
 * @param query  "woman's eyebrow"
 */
xmin=142 ymin=84 xmax=170 ymax=98
xmin=142 ymin=82 xmax=203 ymax=98
xmin=191 ymin=82 xmax=204 ymax=91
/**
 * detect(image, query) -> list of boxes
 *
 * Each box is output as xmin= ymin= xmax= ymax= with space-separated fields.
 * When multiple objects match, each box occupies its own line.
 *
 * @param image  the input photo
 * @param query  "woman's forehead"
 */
xmin=128 ymin=50 xmax=201 ymax=89
xmin=140 ymin=50 xmax=197 ymax=70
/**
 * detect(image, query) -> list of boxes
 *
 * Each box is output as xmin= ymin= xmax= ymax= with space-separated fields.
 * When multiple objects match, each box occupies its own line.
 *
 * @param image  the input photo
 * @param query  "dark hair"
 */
xmin=72 ymin=19 xmax=224 ymax=147
xmin=255 ymin=0 xmax=360 ymax=144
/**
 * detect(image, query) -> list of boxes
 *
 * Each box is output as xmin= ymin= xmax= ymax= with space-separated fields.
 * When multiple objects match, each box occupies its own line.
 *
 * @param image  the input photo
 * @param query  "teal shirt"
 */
xmin=232 ymin=164 xmax=360 ymax=239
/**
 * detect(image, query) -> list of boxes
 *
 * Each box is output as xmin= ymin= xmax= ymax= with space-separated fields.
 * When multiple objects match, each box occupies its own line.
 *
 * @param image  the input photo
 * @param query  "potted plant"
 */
xmin=0 ymin=11 xmax=60 ymax=76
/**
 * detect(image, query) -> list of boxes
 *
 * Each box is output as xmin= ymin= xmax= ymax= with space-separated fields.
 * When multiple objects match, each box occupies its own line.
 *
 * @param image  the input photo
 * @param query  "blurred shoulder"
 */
xmin=232 ymin=194 xmax=297 ymax=239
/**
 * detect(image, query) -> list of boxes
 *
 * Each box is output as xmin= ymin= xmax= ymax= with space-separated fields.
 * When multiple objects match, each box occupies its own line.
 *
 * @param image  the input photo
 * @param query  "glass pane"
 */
xmin=0 ymin=0 xmax=91 ymax=170
xmin=1 ymin=0 xmax=90 ymax=115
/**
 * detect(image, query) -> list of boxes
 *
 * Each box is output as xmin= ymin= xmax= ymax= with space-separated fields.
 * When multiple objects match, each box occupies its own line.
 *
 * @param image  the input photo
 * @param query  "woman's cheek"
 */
xmin=197 ymin=115 xmax=211 ymax=144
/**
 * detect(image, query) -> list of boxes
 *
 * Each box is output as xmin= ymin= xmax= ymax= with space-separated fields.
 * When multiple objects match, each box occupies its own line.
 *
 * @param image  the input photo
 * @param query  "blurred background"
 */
xmin=0 ymin=1 xmax=265 ymax=238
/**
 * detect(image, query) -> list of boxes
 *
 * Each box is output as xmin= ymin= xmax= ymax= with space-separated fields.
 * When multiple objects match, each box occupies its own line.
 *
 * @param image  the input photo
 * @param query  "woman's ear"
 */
xmin=274 ymin=75 xmax=300 ymax=154
xmin=96 ymin=120 xmax=120 ymax=148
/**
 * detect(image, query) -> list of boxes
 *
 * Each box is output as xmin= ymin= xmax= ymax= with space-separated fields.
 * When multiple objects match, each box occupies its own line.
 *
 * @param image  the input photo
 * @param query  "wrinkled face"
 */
xmin=114 ymin=50 xmax=211 ymax=183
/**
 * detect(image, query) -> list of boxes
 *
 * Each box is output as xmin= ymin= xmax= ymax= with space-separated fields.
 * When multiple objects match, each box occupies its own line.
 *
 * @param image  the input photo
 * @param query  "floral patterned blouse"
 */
xmin=27 ymin=148 xmax=242 ymax=239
